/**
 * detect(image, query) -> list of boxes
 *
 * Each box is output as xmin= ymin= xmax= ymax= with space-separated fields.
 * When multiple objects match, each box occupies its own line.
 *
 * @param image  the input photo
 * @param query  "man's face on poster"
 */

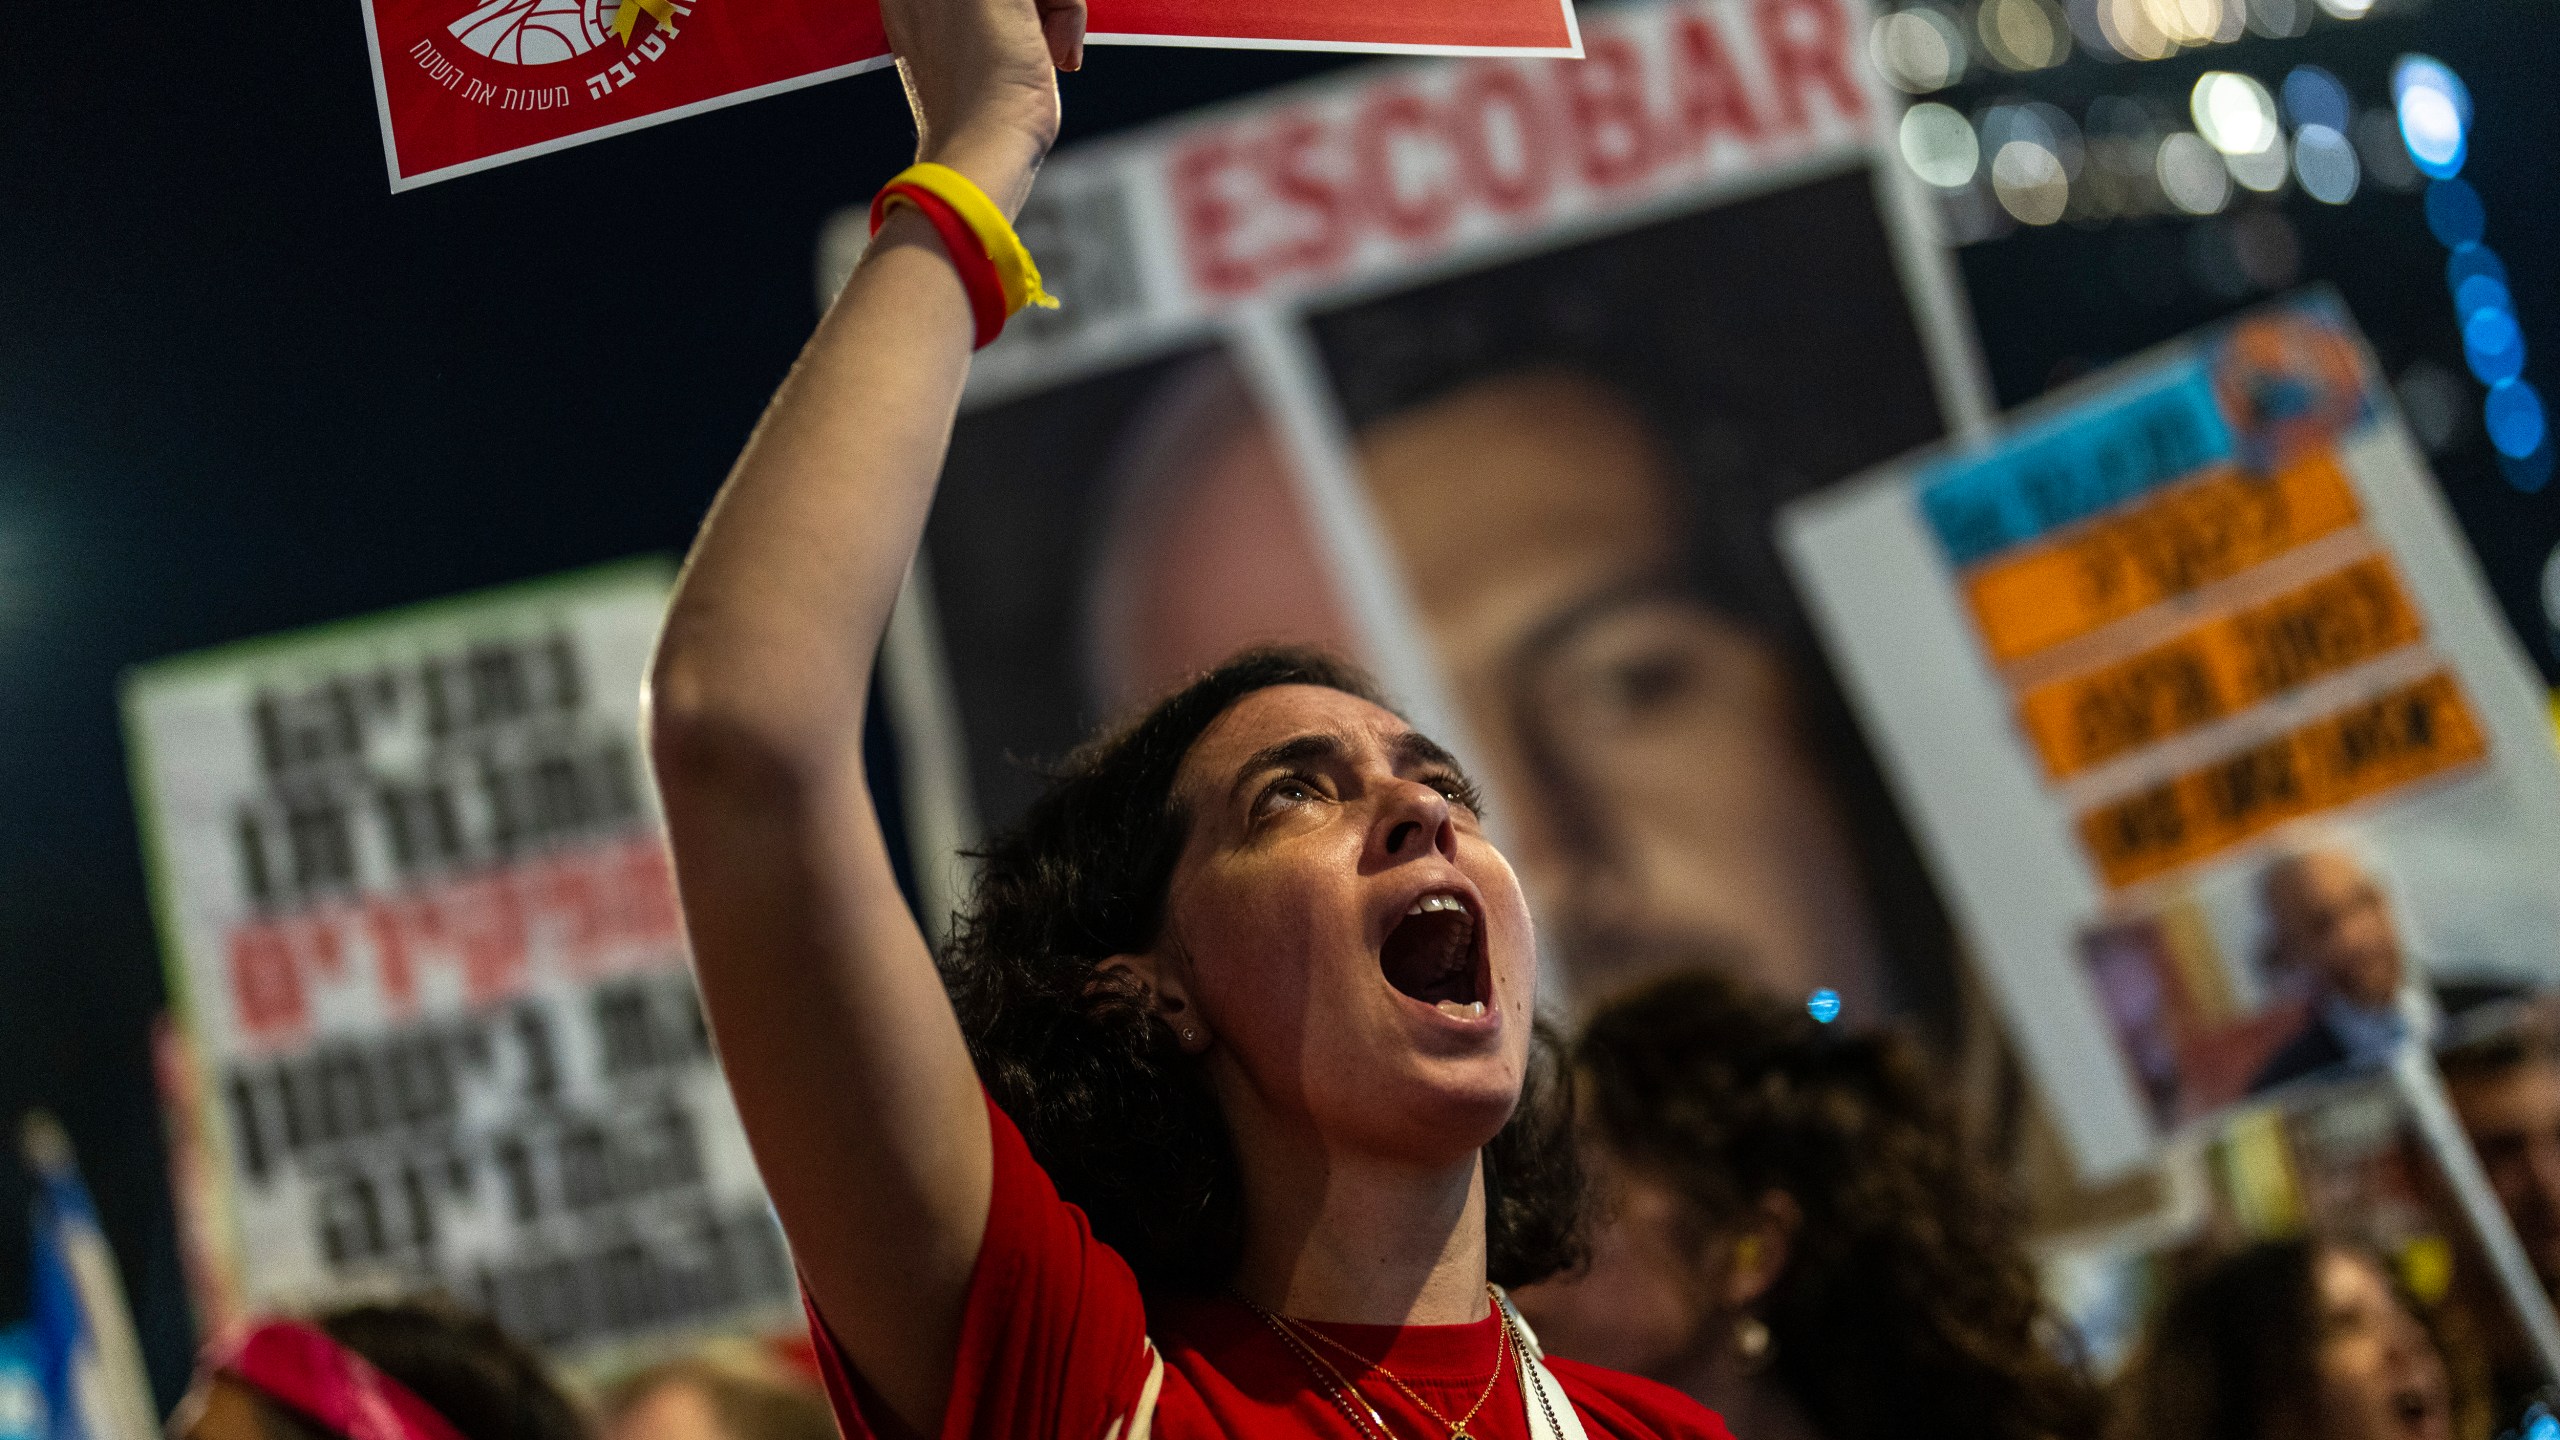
xmin=1093 ymin=367 xmax=1884 ymax=1015
xmin=2264 ymin=849 xmax=2403 ymax=1011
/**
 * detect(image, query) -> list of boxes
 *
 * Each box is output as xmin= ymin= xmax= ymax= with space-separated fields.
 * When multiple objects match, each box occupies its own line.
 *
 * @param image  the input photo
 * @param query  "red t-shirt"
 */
xmin=808 ymin=1094 xmax=1733 ymax=1440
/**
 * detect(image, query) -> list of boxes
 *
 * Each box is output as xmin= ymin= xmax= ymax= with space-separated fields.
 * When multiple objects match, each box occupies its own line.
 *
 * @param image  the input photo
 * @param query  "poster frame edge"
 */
xmin=121 ymin=556 xmax=679 ymax=689
xmin=1862 ymin=122 xmax=1995 ymax=439
xmin=382 ymin=57 xmax=898 ymax=193
xmin=117 ymin=664 xmax=248 ymax=1331
xmin=878 ymin=556 xmax=985 ymax=947
xmin=355 ymin=0 xmax=409 ymax=194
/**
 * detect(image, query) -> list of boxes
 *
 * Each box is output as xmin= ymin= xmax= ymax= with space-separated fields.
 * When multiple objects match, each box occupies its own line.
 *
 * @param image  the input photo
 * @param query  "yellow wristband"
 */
xmin=884 ymin=162 xmax=1061 ymax=317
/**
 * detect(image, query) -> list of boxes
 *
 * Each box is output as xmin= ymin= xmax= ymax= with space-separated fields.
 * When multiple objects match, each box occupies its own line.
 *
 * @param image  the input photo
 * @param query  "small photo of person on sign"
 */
xmin=2082 ymin=826 xmax=2534 ymax=1132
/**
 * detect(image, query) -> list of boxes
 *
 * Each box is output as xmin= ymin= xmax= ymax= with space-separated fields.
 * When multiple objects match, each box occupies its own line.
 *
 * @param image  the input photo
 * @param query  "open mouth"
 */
xmin=1380 ymin=891 xmax=1486 ymax=1019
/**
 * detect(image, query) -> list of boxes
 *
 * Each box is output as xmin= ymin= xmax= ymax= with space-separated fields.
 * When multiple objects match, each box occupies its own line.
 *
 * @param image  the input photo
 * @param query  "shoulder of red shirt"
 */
xmin=1546 ymin=1354 xmax=1738 ymax=1440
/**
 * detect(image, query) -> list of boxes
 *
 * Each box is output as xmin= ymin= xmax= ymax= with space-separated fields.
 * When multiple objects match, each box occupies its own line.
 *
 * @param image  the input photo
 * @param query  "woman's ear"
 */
xmin=1096 ymin=952 xmax=1210 ymax=1054
xmin=1721 ymin=1191 xmax=1800 ymax=1310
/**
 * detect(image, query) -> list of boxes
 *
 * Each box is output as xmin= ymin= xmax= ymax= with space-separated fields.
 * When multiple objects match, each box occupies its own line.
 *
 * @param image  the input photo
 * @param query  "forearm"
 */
xmin=651 ymin=138 xmax=1038 ymax=764
xmin=641 ymin=8 xmax=1070 ymax=1420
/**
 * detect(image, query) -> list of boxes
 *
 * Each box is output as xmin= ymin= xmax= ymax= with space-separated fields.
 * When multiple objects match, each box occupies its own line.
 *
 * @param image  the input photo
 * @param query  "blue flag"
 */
xmin=22 ymin=1115 xmax=155 ymax=1440
xmin=0 ymin=1326 xmax=44 ymax=1440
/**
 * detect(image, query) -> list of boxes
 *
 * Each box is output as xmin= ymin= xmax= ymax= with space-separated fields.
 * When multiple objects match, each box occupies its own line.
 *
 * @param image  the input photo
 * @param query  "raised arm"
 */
xmin=643 ymin=1 xmax=1083 ymax=1430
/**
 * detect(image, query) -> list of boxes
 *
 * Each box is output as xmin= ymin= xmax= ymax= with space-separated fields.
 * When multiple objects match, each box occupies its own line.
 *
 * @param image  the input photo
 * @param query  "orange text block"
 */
xmin=2076 ymin=671 xmax=2486 ymax=888
xmin=2015 ymin=556 xmax=2425 ymax=778
xmin=1964 ymin=450 xmax=2365 ymax=665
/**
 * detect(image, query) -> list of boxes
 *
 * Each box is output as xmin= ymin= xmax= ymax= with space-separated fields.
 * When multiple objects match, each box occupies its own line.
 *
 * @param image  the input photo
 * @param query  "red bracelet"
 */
xmin=870 ymin=181 xmax=1008 ymax=349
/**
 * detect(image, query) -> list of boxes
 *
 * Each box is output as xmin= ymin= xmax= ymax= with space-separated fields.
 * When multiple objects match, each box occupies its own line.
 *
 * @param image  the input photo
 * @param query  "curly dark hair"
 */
xmin=1577 ymin=969 xmax=2102 ymax=1440
xmin=2113 ymin=1240 xmax=2329 ymax=1440
xmin=250 ymin=1297 xmax=587 ymax=1440
xmin=941 ymin=646 xmax=1585 ymax=1294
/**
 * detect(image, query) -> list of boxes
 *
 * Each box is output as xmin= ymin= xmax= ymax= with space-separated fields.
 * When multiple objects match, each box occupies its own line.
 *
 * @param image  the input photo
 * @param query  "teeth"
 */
xmin=1407 ymin=893 xmax=1470 ymax=916
xmin=1434 ymin=1000 xmax=1487 ymax=1020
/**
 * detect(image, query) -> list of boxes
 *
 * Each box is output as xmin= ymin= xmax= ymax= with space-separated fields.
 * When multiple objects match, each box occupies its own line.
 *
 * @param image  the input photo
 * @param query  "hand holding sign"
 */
xmin=881 ymin=0 xmax=1083 ymax=217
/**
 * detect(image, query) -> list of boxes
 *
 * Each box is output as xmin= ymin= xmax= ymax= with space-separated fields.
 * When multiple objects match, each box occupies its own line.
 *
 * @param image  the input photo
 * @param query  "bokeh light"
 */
xmin=2354 ymin=110 xmax=2423 ymax=190
xmin=1980 ymin=101 xmax=2085 ymax=174
xmin=2096 ymin=0 xmax=2175 ymax=60
xmin=2059 ymin=0 xmax=2110 ymax=57
xmin=2291 ymin=125 xmax=2357 ymax=204
xmin=2140 ymin=0 xmax=2222 ymax=46
xmin=1977 ymin=0 xmax=2068 ymax=70
xmin=2464 ymin=307 xmax=2526 ymax=386
xmin=2393 ymin=56 xmax=2471 ymax=178
xmin=2313 ymin=0 xmax=2373 ymax=17
xmin=2247 ymin=0 xmax=2311 ymax=37
xmin=2486 ymin=380 xmax=2548 ymax=460
xmin=1900 ymin=102 xmax=1983 ymax=187
xmin=2396 ymin=359 xmax=2470 ymax=455
xmin=2424 ymin=178 xmax=2485 ymax=247
xmin=2085 ymin=96 xmax=2170 ymax=216
xmin=2280 ymin=65 xmax=2352 ymax=134
xmin=2225 ymin=139 xmax=2290 ymax=193
xmin=2192 ymin=72 xmax=2279 ymax=156
xmin=2157 ymin=132 xmax=2233 ymax=213
xmin=1992 ymin=139 xmax=2071 ymax=223
xmin=2447 ymin=242 xmax=2508 ymax=298
xmin=2455 ymin=274 xmax=2512 ymax=324
xmin=1871 ymin=8 xmax=1970 ymax=92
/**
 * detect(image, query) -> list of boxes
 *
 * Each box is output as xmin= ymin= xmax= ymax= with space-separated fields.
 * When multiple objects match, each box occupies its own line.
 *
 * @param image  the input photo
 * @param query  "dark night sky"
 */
xmin=5 ymin=0 xmax=2553 ymax=1408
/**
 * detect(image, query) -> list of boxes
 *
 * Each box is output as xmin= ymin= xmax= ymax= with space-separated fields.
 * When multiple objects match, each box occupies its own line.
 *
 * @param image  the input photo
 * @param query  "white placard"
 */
xmin=124 ymin=561 xmax=792 ymax=1356
xmin=1782 ymin=294 xmax=2560 ymax=1178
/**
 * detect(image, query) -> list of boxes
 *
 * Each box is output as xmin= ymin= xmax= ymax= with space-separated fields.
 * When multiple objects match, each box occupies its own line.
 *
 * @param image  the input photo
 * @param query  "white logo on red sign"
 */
xmin=448 ymin=0 xmax=619 ymax=64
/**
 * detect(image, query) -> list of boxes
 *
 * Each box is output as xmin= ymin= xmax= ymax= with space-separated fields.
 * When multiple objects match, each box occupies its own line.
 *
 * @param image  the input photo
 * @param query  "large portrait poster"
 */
xmin=1783 ymin=295 xmax=2560 ymax=1178
xmin=859 ymin=0 xmax=1999 ymax=1064
xmin=122 ymin=561 xmax=793 ymax=1358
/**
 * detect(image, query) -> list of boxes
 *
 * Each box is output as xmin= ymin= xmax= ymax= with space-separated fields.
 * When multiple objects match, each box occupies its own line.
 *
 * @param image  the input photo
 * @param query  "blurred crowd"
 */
xmin=150 ymin=965 xmax=2560 ymax=1440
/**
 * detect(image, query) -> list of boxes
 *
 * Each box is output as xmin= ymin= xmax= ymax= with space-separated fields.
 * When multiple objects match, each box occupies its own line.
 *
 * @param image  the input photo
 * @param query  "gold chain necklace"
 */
xmin=1240 ymin=1286 xmax=1511 ymax=1440
xmin=1246 ymin=1303 xmax=1398 ymax=1440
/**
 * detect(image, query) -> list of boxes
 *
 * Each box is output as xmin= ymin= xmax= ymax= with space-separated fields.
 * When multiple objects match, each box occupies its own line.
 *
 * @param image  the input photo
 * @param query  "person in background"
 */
xmin=2108 ymin=1238 xmax=2474 ymax=1440
xmin=171 ymin=1298 xmax=587 ymax=1440
xmin=2437 ymin=1016 xmax=2560 ymax=1421
xmin=1511 ymin=968 xmax=2101 ymax=1440
xmin=599 ymin=1351 xmax=836 ymax=1440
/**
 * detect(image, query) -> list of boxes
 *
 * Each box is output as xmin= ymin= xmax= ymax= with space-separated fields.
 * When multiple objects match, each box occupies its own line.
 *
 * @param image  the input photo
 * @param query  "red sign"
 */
xmin=363 ymin=0 xmax=1583 ymax=191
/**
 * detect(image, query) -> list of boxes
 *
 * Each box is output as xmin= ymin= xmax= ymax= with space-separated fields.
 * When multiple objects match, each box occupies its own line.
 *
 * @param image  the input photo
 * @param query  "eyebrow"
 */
xmin=1389 ymin=731 xmax=1463 ymax=775
xmin=1508 ymin=570 xmax=1691 ymax=677
xmin=1225 ymin=729 xmax=1469 ymax=808
xmin=1228 ymin=733 xmax=1345 ymax=808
